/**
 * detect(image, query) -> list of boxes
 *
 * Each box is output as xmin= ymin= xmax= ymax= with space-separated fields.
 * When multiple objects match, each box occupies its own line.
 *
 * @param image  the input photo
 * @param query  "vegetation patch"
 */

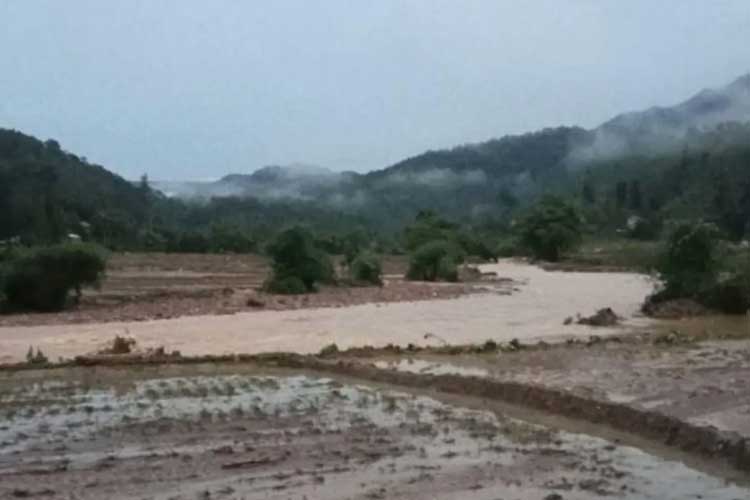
xmin=263 ymin=226 xmax=334 ymax=294
xmin=1 ymin=243 xmax=107 ymax=312
xmin=406 ymin=240 xmax=463 ymax=282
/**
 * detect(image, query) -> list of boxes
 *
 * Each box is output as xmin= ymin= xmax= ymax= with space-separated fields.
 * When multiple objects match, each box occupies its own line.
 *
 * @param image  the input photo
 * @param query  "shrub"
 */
xmin=264 ymin=275 xmax=308 ymax=295
xmin=628 ymin=217 xmax=661 ymax=241
xmin=657 ymin=223 xmax=719 ymax=299
xmin=264 ymin=226 xmax=334 ymax=294
xmin=457 ymin=233 xmax=498 ymax=261
xmin=2 ymin=243 xmax=107 ymax=311
xmin=403 ymin=211 xmax=459 ymax=252
xmin=517 ymin=196 xmax=582 ymax=262
xmin=318 ymin=343 xmax=340 ymax=357
xmin=349 ymin=252 xmax=383 ymax=286
xmin=702 ymin=277 xmax=750 ymax=314
xmin=496 ymin=237 xmax=523 ymax=258
xmin=406 ymin=240 xmax=462 ymax=282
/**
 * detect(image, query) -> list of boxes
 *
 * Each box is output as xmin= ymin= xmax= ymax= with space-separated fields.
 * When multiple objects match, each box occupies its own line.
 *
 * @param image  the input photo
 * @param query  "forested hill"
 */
xmin=0 ymin=128 xmax=368 ymax=250
xmin=3 ymin=72 xmax=750 ymax=249
xmin=0 ymin=128 xmax=151 ymax=244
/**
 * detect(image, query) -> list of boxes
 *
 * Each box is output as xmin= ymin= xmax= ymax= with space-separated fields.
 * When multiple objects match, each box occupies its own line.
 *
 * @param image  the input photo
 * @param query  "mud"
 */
xmin=0 ymin=253 xmax=474 ymax=327
xmin=1 ymin=364 xmax=747 ymax=499
xmin=0 ymin=260 xmax=653 ymax=364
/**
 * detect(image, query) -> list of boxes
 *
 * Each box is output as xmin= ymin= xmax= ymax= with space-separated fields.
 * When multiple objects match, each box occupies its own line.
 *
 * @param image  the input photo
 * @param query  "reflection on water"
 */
xmin=375 ymin=358 xmax=490 ymax=378
xmin=1 ymin=260 xmax=656 ymax=361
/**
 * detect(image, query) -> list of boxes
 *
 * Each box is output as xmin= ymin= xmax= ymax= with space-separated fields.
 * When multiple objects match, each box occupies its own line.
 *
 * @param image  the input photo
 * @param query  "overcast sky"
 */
xmin=1 ymin=1 xmax=749 ymax=180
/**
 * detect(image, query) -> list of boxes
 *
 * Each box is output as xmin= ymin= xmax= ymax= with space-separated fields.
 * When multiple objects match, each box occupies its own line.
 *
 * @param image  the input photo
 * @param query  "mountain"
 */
xmin=569 ymin=73 xmax=750 ymax=163
xmin=155 ymin=72 xmax=750 ymax=225
xmin=151 ymin=163 xmax=352 ymax=201
xmin=0 ymin=128 xmax=151 ymax=245
xmin=4 ymin=71 xmax=750 ymax=247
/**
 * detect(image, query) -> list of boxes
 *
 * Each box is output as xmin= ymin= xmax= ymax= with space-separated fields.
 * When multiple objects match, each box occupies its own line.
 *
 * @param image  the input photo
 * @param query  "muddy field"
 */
xmin=1 ymin=363 xmax=748 ymax=500
xmin=0 ymin=253 xmax=483 ymax=327
xmin=370 ymin=332 xmax=750 ymax=439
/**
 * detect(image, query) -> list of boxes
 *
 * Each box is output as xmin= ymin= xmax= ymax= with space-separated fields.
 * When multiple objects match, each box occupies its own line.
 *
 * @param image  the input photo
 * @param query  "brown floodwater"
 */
xmin=0 ymin=260 xmax=658 ymax=363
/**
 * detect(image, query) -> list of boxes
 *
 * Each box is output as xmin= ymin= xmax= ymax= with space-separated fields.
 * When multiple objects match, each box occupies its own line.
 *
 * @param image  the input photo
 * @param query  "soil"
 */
xmin=368 ymin=336 xmax=750 ymax=442
xmin=1 ymin=257 xmax=748 ymax=496
xmin=0 ymin=253 xmax=483 ymax=327
xmin=1 ymin=364 xmax=747 ymax=499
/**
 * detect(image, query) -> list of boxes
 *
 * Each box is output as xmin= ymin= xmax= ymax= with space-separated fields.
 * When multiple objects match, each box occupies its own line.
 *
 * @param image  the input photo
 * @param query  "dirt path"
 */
xmin=0 ymin=261 xmax=653 ymax=364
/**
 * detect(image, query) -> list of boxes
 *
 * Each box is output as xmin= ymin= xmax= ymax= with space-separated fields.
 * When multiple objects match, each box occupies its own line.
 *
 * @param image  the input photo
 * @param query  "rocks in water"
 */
xmin=576 ymin=308 xmax=620 ymax=327
xmin=642 ymin=297 xmax=708 ymax=318
xmin=246 ymin=295 xmax=266 ymax=308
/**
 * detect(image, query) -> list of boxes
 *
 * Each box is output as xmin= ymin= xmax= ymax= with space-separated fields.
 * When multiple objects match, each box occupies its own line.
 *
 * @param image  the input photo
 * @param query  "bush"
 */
xmin=264 ymin=275 xmax=308 ymax=295
xmin=457 ymin=233 xmax=498 ymax=261
xmin=517 ymin=196 xmax=582 ymax=262
xmin=702 ymin=277 xmax=750 ymax=314
xmin=349 ymin=252 xmax=383 ymax=286
xmin=628 ymin=217 xmax=661 ymax=241
xmin=2 ymin=243 xmax=107 ymax=311
xmin=264 ymin=226 xmax=334 ymax=294
xmin=657 ymin=223 xmax=719 ymax=299
xmin=496 ymin=237 xmax=523 ymax=258
xmin=406 ymin=240 xmax=462 ymax=282
xmin=403 ymin=211 xmax=459 ymax=252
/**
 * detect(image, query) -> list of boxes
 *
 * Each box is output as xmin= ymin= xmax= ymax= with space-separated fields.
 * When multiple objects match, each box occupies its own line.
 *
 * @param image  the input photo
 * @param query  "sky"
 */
xmin=1 ymin=1 xmax=749 ymax=180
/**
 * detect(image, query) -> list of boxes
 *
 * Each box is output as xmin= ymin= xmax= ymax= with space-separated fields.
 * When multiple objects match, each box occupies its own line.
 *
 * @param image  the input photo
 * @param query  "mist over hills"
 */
xmin=149 ymin=72 xmax=750 ymax=224
xmin=3 ymin=71 xmax=750 ymax=246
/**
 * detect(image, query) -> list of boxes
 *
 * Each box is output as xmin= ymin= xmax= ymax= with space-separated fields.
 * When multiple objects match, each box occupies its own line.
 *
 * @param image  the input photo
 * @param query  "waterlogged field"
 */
xmin=0 ymin=365 xmax=747 ymax=500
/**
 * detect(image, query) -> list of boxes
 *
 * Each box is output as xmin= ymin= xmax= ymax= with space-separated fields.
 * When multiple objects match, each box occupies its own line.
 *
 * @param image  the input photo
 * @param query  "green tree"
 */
xmin=264 ymin=226 xmax=334 ymax=294
xmin=403 ymin=211 xmax=459 ymax=251
xmin=2 ymin=243 xmax=107 ymax=311
xmin=517 ymin=196 xmax=582 ymax=262
xmin=406 ymin=240 xmax=463 ymax=282
xmin=349 ymin=252 xmax=383 ymax=286
xmin=657 ymin=223 xmax=718 ymax=299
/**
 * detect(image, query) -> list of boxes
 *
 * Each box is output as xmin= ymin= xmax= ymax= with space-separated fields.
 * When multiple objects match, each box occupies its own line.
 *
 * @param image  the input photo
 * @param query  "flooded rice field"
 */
xmin=0 ymin=260 xmax=654 ymax=364
xmin=1 ymin=365 xmax=747 ymax=500
xmin=372 ymin=337 xmax=750 ymax=439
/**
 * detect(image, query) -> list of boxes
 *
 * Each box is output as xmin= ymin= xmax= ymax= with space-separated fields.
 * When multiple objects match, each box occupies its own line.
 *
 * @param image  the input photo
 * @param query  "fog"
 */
xmin=1 ymin=1 xmax=749 ymax=179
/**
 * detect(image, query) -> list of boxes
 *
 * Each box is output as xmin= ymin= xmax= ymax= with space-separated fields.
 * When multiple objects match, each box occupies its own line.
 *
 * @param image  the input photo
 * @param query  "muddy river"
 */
xmin=0 ymin=261 xmax=655 ymax=363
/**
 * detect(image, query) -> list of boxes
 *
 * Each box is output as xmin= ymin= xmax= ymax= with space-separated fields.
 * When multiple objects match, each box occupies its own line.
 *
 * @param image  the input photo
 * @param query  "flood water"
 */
xmin=0 ymin=260 xmax=656 ymax=362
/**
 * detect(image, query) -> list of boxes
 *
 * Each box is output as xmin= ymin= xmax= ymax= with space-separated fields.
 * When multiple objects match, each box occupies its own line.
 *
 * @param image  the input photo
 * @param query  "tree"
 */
xmin=403 ymin=211 xmax=459 ymax=251
xmin=582 ymin=179 xmax=596 ymax=205
xmin=349 ymin=252 xmax=383 ymax=286
xmin=657 ymin=223 xmax=718 ymax=299
xmin=2 ymin=243 xmax=107 ymax=311
xmin=517 ymin=196 xmax=582 ymax=262
xmin=629 ymin=180 xmax=642 ymax=211
xmin=264 ymin=226 xmax=334 ymax=294
xmin=615 ymin=181 xmax=628 ymax=209
xmin=405 ymin=240 xmax=462 ymax=282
